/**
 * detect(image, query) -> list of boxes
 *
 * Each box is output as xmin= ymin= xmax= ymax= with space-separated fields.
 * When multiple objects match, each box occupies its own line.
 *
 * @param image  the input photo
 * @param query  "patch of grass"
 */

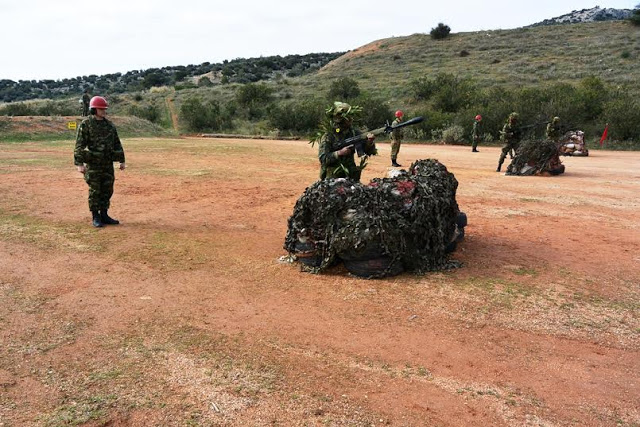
xmin=115 ymin=231 xmax=210 ymax=271
xmin=43 ymin=394 xmax=117 ymax=426
xmin=512 ymin=267 xmax=538 ymax=276
xmin=0 ymin=210 xmax=105 ymax=252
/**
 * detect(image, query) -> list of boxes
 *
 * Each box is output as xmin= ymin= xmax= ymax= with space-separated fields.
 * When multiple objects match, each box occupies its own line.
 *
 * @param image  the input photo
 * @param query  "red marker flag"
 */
xmin=599 ymin=124 xmax=609 ymax=146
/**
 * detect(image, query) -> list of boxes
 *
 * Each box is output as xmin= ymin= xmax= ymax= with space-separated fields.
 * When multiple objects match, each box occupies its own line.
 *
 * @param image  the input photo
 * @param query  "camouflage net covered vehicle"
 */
xmin=284 ymin=159 xmax=465 ymax=279
xmin=506 ymin=140 xmax=565 ymax=176
xmin=559 ymin=131 xmax=589 ymax=157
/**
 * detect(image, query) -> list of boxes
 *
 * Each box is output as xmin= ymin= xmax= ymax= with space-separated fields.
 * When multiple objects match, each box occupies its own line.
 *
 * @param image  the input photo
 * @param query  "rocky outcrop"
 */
xmin=530 ymin=6 xmax=633 ymax=27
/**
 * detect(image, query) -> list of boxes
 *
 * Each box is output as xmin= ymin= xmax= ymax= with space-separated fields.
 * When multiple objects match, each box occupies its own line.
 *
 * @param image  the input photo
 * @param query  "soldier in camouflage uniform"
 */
xmin=497 ymin=112 xmax=521 ymax=172
xmin=319 ymin=102 xmax=376 ymax=182
xmin=546 ymin=116 xmax=562 ymax=142
xmin=390 ymin=110 xmax=404 ymax=167
xmin=74 ymin=96 xmax=126 ymax=227
xmin=81 ymin=90 xmax=91 ymax=117
xmin=471 ymin=114 xmax=482 ymax=152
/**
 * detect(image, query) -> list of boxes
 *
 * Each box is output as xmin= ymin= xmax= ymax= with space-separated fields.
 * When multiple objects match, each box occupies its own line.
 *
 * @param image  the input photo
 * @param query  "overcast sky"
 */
xmin=1 ymin=0 xmax=636 ymax=81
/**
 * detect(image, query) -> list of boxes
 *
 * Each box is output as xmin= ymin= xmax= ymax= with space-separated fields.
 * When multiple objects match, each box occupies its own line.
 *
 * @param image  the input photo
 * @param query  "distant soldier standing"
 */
xmin=546 ymin=116 xmax=562 ymax=142
xmin=471 ymin=114 xmax=482 ymax=152
xmin=74 ymin=96 xmax=126 ymax=227
xmin=81 ymin=89 xmax=91 ymax=117
xmin=390 ymin=110 xmax=404 ymax=167
xmin=497 ymin=112 xmax=521 ymax=172
xmin=318 ymin=102 xmax=376 ymax=182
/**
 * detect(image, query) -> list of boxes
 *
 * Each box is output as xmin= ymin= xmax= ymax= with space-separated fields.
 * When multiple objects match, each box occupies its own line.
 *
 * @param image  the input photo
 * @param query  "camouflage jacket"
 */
xmin=318 ymin=126 xmax=376 ymax=180
xmin=74 ymin=116 xmax=125 ymax=166
xmin=500 ymin=121 xmax=521 ymax=144
xmin=390 ymin=118 xmax=404 ymax=142
xmin=546 ymin=122 xmax=562 ymax=140
xmin=472 ymin=120 xmax=482 ymax=141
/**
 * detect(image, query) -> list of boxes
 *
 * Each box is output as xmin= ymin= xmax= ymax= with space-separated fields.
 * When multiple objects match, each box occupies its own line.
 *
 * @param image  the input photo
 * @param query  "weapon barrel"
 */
xmin=336 ymin=116 xmax=425 ymax=151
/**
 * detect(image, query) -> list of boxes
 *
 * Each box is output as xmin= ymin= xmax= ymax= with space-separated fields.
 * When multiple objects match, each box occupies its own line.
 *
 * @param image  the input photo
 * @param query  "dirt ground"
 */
xmin=0 ymin=137 xmax=638 ymax=426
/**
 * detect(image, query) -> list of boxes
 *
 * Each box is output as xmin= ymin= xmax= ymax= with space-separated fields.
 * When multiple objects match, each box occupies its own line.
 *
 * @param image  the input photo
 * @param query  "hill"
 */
xmin=306 ymin=20 xmax=639 ymax=103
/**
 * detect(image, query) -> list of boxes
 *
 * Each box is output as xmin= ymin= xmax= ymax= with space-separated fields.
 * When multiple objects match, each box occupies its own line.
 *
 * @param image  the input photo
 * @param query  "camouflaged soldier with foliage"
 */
xmin=497 ymin=112 xmax=522 ymax=172
xmin=74 ymin=96 xmax=126 ymax=228
xmin=546 ymin=116 xmax=562 ymax=142
xmin=312 ymin=102 xmax=377 ymax=182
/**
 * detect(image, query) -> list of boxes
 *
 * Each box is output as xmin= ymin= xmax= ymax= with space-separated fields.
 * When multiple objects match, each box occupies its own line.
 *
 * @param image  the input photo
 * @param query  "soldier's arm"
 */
xmin=112 ymin=127 xmax=126 ymax=164
xmin=74 ymin=122 xmax=89 ymax=166
xmin=318 ymin=134 xmax=341 ymax=167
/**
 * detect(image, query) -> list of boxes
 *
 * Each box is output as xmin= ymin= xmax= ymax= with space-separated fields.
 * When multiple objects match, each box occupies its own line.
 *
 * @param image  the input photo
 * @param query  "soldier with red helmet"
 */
xmin=390 ymin=110 xmax=404 ymax=167
xmin=74 ymin=96 xmax=126 ymax=227
xmin=471 ymin=114 xmax=482 ymax=152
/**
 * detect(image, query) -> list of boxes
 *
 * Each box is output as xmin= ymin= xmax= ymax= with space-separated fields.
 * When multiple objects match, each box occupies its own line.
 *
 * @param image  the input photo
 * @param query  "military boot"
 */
xmin=391 ymin=158 xmax=402 ymax=167
xmin=100 ymin=209 xmax=120 ymax=225
xmin=91 ymin=211 xmax=104 ymax=228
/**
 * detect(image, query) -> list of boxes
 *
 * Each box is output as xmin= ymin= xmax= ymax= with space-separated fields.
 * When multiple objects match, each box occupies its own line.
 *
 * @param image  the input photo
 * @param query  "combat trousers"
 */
xmin=498 ymin=141 xmax=518 ymax=166
xmin=390 ymin=139 xmax=401 ymax=158
xmin=84 ymin=163 xmax=115 ymax=212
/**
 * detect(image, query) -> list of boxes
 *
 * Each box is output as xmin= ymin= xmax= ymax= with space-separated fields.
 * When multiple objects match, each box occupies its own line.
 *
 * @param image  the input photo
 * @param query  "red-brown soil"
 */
xmin=0 ymin=138 xmax=638 ymax=426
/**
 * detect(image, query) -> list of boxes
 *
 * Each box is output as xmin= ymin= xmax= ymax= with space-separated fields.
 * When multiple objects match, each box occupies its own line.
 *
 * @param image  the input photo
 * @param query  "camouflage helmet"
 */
xmin=326 ymin=101 xmax=362 ymax=122
xmin=508 ymin=112 xmax=519 ymax=121
xmin=552 ymin=116 xmax=560 ymax=122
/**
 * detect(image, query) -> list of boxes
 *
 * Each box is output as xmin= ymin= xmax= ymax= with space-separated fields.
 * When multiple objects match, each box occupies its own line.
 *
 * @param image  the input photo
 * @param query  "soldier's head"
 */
xmin=475 ymin=114 xmax=482 ymax=122
xmin=89 ymin=96 xmax=108 ymax=118
xmin=395 ymin=110 xmax=404 ymax=119
xmin=327 ymin=101 xmax=360 ymax=129
xmin=508 ymin=112 xmax=519 ymax=123
xmin=552 ymin=116 xmax=560 ymax=123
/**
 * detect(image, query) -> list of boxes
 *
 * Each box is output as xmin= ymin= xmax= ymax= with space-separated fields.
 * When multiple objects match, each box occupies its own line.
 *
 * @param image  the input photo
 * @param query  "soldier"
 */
xmin=390 ymin=110 xmax=404 ymax=167
xmin=318 ymin=101 xmax=376 ymax=182
xmin=471 ymin=114 xmax=482 ymax=152
xmin=81 ymin=89 xmax=91 ymax=117
xmin=74 ymin=96 xmax=126 ymax=227
xmin=497 ymin=112 xmax=521 ymax=172
xmin=546 ymin=116 xmax=562 ymax=142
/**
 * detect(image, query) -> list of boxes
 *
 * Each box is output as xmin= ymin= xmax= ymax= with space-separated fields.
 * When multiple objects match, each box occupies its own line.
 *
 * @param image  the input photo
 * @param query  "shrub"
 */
xmin=236 ymin=83 xmax=273 ymax=107
xmin=409 ymin=76 xmax=436 ymax=101
xmin=602 ymin=93 xmax=640 ymax=141
xmin=267 ymin=98 xmax=324 ymax=134
xmin=179 ymin=97 xmax=224 ymax=132
xmin=353 ymin=95 xmax=391 ymax=130
xmin=327 ymin=77 xmax=361 ymax=101
xmin=441 ymin=125 xmax=466 ymax=144
xmin=128 ymin=103 xmax=161 ymax=123
xmin=430 ymin=23 xmax=451 ymax=40
xmin=198 ymin=76 xmax=213 ymax=87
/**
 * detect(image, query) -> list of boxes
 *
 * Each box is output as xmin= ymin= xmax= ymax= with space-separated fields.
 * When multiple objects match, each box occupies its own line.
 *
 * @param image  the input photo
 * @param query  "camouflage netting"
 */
xmin=506 ymin=139 xmax=565 ymax=176
xmin=284 ymin=159 xmax=462 ymax=278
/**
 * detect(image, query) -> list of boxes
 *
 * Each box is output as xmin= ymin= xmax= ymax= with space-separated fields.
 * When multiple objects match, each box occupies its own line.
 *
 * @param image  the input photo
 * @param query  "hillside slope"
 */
xmin=302 ymin=21 xmax=639 ymax=103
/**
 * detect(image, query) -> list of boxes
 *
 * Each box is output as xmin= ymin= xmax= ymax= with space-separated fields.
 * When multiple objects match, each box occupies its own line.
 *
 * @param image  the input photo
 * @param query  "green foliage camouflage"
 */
xmin=284 ymin=159 xmax=462 ymax=278
xmin=506 ymin=140 xmax=565 ymax=176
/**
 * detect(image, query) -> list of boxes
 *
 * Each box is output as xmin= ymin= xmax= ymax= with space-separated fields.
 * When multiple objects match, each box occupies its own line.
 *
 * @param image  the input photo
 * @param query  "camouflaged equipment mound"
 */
xmin=506 ymin=140 xmax=565 ymax=176
xmin=284 ymin=159 xmax=462 ymax=278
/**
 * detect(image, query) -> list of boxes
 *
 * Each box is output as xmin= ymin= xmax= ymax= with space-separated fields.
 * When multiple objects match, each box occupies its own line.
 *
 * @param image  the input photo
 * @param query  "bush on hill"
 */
xmin=430 ymin=23 xmax=451 ymax=40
